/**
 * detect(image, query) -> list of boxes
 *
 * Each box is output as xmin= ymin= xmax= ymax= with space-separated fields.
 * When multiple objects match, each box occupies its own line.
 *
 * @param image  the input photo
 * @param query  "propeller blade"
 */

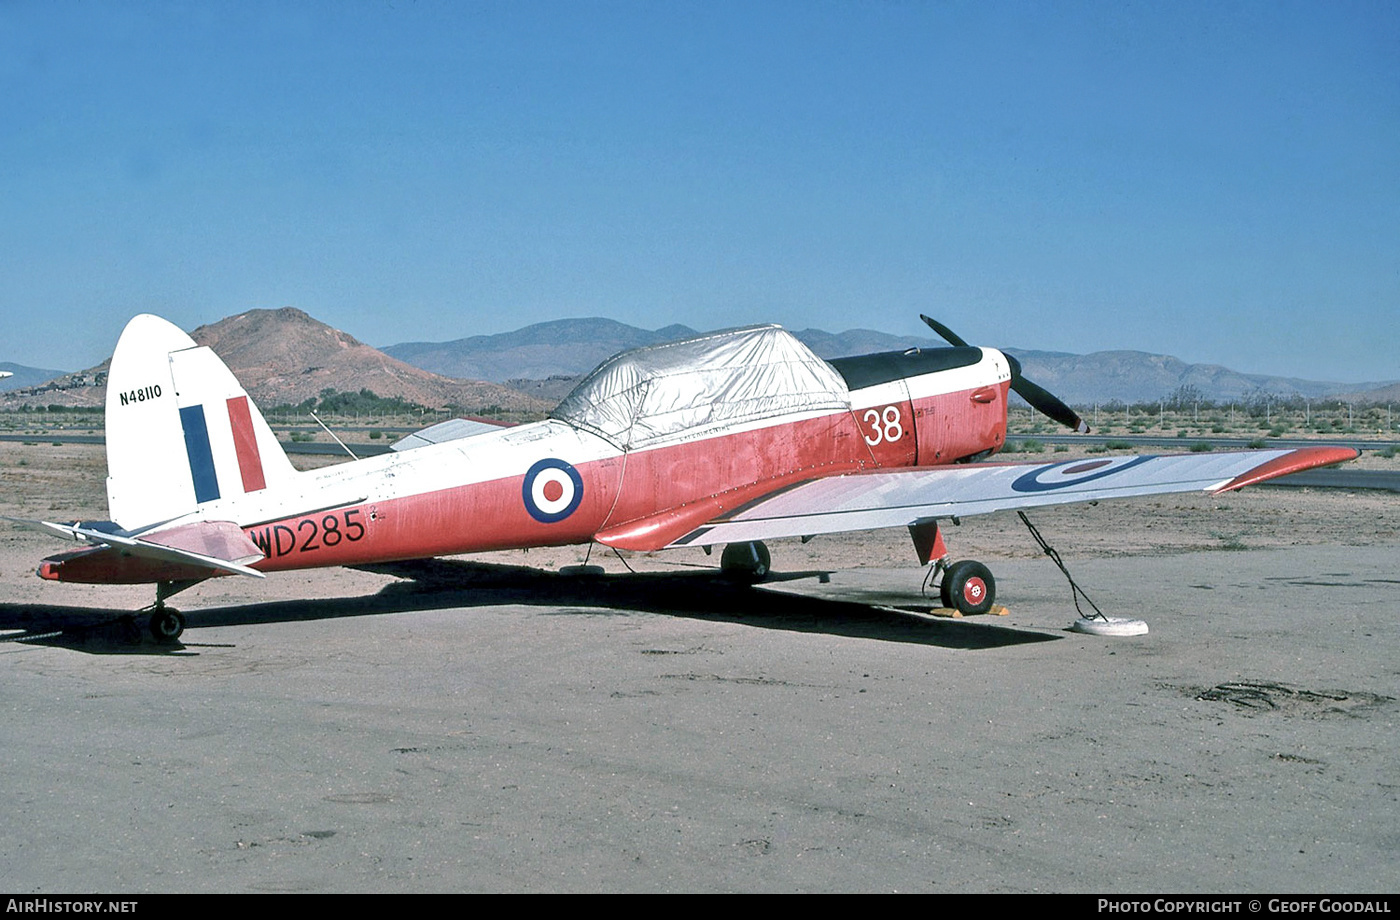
xmin=1009 ymin=367 xmax=1091 ymax=433
xmin=921 ymin=315 xmax=1090 ymax=433
xmin=919 ymin=314 xmax=969 ymax=348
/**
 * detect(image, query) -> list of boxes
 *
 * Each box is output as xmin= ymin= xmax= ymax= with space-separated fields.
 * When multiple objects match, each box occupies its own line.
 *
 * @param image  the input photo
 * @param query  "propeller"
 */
xmin=919 ymin=314 xmax=1090 ymax=433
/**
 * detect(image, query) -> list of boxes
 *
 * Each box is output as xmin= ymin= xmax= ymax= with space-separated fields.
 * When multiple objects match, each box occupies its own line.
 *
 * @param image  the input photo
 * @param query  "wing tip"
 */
xmin=1213 ymin=446 xmax=1360 ymax=493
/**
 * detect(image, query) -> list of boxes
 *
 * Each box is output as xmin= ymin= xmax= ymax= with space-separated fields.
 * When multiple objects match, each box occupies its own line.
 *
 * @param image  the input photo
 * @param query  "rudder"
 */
xmin=105 ymin=314 xmax=295 ymax=529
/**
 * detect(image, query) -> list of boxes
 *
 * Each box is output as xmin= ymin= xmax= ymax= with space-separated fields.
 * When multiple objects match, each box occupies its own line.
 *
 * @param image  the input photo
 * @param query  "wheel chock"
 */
xmin=928 ymin=604 xmax=1009 ymax=619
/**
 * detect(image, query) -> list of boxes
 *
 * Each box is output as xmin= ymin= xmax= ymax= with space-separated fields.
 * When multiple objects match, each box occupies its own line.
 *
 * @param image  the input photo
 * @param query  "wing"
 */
xmin=663 ymin=446 xmax=1359 ymax=549
xmin=391 ymin=416 xmax=517 ymax=452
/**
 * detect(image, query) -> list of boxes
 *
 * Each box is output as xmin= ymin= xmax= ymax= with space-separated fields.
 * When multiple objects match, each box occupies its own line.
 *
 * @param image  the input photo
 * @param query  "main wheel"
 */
xmin=149 ymin=608 xmax=185 ymax=643
xmin=940 ymin=560 xmax=995 ymax=615
xmin=720 ymin=541 xmax=771 ymax=583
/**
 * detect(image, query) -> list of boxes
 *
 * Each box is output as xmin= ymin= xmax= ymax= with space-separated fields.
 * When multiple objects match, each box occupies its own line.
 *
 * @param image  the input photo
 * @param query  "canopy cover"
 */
xmin=551 ymin=325 xmax=851 ymax=450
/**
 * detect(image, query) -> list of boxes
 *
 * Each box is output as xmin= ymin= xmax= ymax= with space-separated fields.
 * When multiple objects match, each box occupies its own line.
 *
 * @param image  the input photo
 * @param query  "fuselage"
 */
xmin=244 ymin=345 xmax=1011 ymax=572
xmin=40 ymin=345 xmax=1010 ymax=583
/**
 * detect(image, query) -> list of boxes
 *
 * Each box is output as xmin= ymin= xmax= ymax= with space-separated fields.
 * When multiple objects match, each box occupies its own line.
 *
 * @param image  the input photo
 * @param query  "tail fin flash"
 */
xmin=105 ymin=314 xmax=295 ymax=529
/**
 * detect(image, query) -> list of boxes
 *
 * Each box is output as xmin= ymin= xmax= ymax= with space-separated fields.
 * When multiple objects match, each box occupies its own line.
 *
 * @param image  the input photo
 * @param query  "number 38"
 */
xmin=862 ymin=405 xmax=904 ymax=446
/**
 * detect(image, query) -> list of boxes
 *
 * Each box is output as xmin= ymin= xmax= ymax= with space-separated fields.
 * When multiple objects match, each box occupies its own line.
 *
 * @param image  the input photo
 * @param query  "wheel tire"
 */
xmin=939 ymin=564 xmax=957 ymax=609
xmin=941 ymin=560 xmax=995 ymax=615
xmin=149 ymin=608 xmax=185 ymax=643
xmin=720 ymin=541 xmax=771 ymax=583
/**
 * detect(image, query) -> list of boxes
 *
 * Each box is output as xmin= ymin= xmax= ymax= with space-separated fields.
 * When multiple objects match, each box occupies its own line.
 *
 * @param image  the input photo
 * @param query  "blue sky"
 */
xmin=2 ymin=0 xmax=1397 ymax=382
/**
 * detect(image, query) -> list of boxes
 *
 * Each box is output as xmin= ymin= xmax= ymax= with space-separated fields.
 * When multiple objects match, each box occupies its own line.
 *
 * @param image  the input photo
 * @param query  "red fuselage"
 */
xmin=40 ymin=346 xmax=1011 ymax=584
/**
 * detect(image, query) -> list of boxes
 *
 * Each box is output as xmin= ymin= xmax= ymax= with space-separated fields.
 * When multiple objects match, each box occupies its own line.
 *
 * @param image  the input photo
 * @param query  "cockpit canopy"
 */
xmin=550 ymin=325 xmax=851 ymax=450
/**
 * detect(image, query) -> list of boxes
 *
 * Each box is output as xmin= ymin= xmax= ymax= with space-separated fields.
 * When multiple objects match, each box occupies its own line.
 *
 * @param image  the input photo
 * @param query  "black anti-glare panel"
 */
xmin=827 ymin=347 xmax=983 ymax=392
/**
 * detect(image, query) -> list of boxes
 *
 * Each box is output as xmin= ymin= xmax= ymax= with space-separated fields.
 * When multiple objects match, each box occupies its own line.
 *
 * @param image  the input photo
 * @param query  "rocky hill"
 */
xmin=187 ymin=308 xmax=547 ymax=411
xmin=2 ymin=308 xmax=551 ymax=414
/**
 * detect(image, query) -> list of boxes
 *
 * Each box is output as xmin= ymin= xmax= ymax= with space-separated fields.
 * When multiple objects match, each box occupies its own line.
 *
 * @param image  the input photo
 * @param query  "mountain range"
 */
xmin=0 ymin=362 xmax=67 ymax=393
xmin=4 ymin=310 xmax=1394 ymax=411
xmin=385 ymin=318 xmax=1397 ymax=406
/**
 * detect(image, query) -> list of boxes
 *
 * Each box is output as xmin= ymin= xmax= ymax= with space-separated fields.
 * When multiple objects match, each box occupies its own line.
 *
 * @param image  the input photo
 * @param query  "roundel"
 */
xmin=522 ymin=458 xmax=584 ymax=523
xmin=1011 ymin=455 xmax=1154 ymax=493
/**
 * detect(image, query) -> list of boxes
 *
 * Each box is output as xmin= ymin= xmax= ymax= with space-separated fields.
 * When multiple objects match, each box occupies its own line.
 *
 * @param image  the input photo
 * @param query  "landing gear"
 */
xmin=939 ymin=560 xmax=996 ymax=615
xmin=720 ymin=541 xmax=771 ymax=583
xmin=148 ymin=606 xmax=186 ymax=643
xmin=143 ymin=579 xmax=198 ymax=643
xmin=912 ymin=520 xmax=999 ymax=616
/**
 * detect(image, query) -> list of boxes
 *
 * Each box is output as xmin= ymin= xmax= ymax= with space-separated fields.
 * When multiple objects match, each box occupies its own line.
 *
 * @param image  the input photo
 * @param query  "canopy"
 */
xmin=550 ymin=325 xmax=851 ymax=450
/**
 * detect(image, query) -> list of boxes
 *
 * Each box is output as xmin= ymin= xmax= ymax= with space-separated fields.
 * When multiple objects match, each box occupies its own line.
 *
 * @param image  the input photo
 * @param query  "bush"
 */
xmin=278 ymin=388 xmax=429 ymax=417
xmin=369 ymin=430 xmax=383 ymax=440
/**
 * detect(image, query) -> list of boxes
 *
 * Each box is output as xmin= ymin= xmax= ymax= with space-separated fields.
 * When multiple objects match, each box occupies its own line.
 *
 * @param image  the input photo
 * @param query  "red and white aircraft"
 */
xmin=14 ymin=313 xmax=1357 ymax=641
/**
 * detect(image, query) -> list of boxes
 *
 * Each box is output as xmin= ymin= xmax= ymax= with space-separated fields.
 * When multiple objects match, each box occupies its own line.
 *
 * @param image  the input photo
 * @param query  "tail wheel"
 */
xmin=149 ymin=608 xmax=185 ymax=643
xmin=720 ymin=541 xmax=772 ymax=583
xmin=940 ymin=560 xmax=995 ymax=615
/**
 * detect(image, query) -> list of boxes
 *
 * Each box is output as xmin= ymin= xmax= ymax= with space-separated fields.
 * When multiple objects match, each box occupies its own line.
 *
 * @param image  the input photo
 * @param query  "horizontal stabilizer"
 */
xmin=7 ymin=517 xmax=266 ymax=579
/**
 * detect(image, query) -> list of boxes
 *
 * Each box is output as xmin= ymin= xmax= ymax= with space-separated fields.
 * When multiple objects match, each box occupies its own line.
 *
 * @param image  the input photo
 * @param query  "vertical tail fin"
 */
xmin=105 ymin=314 xmax=295 ymax=529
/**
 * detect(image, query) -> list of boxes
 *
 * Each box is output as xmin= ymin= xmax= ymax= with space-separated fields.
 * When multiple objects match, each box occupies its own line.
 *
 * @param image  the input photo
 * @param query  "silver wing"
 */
xmin=668 ymin=446 xmax=1358 ymax=548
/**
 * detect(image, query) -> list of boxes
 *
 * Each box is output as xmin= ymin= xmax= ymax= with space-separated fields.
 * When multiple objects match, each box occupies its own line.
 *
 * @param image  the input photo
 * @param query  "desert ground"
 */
xmin=1 ymin=442 xmax=1397 ymax=892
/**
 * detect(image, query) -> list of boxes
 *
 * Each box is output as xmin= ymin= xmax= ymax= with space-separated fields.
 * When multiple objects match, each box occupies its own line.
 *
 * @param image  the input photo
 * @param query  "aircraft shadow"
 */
xmin=0 ymin=603 xmax=191 ymax=656
xmin=0 ymin=560 xmax=1059 ymax=655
